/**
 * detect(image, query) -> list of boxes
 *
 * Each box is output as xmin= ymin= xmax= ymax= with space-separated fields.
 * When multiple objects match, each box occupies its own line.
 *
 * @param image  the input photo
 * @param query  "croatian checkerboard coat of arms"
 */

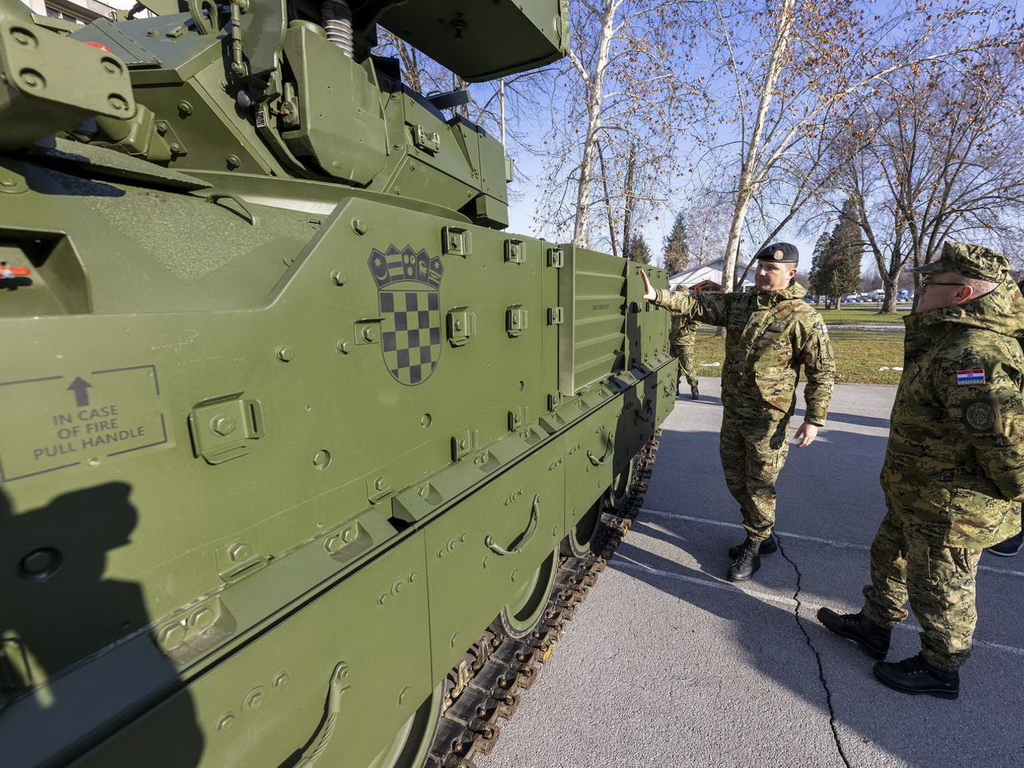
xmin=368 ymin=245 xmax=444 ymax=386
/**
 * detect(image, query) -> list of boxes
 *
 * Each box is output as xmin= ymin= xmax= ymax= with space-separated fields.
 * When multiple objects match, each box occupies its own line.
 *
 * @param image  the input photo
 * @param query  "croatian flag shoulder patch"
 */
xmin=956 ymin=369 xmax=986 ymax=385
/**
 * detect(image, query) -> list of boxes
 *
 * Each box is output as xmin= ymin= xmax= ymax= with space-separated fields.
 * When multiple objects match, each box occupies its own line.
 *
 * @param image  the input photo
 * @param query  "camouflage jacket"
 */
xmin=882 ymin=277 xmax=1024 ymax=547
xmin=654 ymin=282 xmax=835 ymax=423
xmin=670 ymin=313 xmax=701 ymax=346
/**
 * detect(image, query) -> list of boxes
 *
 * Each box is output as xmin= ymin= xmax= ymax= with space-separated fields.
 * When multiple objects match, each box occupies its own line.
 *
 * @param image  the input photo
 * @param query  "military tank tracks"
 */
xmin=423 ymin=431 xmax=661 ymax=768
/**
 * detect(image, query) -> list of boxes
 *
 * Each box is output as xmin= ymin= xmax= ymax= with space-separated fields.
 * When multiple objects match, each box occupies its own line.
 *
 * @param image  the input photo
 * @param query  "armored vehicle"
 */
xmin=0 ymin=0 xmax=676 ymax=764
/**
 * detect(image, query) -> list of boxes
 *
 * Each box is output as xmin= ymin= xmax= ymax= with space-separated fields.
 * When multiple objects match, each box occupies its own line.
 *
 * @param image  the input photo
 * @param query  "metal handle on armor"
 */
xmin=587 ymin=433 xmax=613 ymax=466
xmin=209 ymin=193 xmax=260 ymax=226
xmin=294 ymin=660 xmax=350 ymax=766
xmin=635 ymin=398 xmax=655 ymax=424
xmin=485 ymin=495 xmax=540 ymax=556
xmin=187 ymin=0 xmax=218 ymax=34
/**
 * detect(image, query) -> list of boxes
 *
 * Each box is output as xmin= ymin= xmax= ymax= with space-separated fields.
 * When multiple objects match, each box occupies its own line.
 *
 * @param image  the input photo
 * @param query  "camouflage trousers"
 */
xmin=862 ymin=510 xmax=982 ymax=671
xmin=720 ymin=410 xmax=791 ymax=540
xmin=670 ymin=339 xmax=698 ymax=388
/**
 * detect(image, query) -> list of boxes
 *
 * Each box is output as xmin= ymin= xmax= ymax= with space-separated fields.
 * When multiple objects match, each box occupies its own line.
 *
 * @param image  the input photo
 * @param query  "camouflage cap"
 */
xmin=914 ymin=241 xmax=1010 ymax=283
xmin=755 ymin=242 xmax=799 ymax=264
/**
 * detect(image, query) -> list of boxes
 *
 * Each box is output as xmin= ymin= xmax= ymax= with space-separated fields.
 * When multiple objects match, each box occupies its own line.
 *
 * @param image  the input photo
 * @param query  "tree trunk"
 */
xmin=881 ymin=278 xmax=899 ymax=313
xmin=722 ymin=192 xmax=751 ymax=292
xmin=499 ymin=78 xmax=506 ymax=148
xmin=571 ymin=0 xmax=617 ymax=248
xmin=596 ymin=140 xmax=618 ymax=257
xmin=394 ymin=38 xmax=421 ymax=92
xmin=719 ymin=0 xmax=796 ymax=291
xmin=622 ymin=143 xmax=637 ymax=256
xmin=458 ymin=77 xmax=468 ymax=118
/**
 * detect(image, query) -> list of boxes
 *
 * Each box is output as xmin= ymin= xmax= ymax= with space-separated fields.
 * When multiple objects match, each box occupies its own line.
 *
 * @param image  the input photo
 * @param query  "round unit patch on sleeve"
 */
xmin=964 ymin=398 xmax=1001 ymax=433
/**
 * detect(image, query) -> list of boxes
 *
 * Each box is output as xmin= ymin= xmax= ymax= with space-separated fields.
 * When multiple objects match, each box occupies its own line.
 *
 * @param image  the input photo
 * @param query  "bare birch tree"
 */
xmin=679 ymin=189 xmax=733 ymax=267
xmin=534 ymin=0 xmax=693 ymax=251
xmin=691 ymin=0 xmax=1022 ymax=291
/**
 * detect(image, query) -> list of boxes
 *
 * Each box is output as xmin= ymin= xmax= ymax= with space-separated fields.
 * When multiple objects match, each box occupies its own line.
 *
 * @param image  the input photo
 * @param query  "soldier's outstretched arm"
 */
xmin=797 ymin=318 xmax=836 ymax=427
xmin=940 ymin=353 xmax=1024 ymax=502
xmin=638 ymin=269 xmax=729 ymax=326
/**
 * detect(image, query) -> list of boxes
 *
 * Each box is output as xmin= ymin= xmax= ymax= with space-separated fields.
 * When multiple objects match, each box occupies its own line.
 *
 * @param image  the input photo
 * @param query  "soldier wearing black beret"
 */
xmin=640 ymin=242 xmax=836 ymax=581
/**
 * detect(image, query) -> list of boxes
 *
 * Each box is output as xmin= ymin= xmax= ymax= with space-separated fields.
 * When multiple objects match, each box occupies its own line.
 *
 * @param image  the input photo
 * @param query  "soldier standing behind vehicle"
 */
xmin=986 ymin=277 xmax=1024 ymax=558
xmin=670 ymin=285 xmax=702 ymax=400
xmin=640 ymin=243 xmax=836 ymax=582
xmin=817 ymin=241 xmax=1024 ymax=701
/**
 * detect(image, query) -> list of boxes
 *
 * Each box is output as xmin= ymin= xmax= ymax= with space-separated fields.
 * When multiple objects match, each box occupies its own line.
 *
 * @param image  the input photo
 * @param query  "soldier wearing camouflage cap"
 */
xmin=669 ymin=285 xmax=702 ymax=400
xmin=987 ymin=278 xmax=1024 ymax=557
xmin=640 ymin=242 xmax=836 ymax=581
xmin=818 ymin=240 xmax=1024 ymax=700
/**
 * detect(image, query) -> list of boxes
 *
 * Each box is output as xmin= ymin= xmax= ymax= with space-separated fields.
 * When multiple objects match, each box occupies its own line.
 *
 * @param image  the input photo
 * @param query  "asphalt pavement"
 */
xmin=478 ymin=379 xmax=1024 ymax=768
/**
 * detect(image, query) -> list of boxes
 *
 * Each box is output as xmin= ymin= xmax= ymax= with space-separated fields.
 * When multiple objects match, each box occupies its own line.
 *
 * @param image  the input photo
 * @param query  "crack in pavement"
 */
xmin=775 ymin=534 xmax=853 ymax=768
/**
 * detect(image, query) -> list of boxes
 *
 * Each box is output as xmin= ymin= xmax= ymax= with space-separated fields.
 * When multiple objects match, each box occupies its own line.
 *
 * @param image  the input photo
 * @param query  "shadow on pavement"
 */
xmin=615 ymin=420 xmax=1024 ymax=767
xmin=799 ymin=409 xmax=892 ymax=431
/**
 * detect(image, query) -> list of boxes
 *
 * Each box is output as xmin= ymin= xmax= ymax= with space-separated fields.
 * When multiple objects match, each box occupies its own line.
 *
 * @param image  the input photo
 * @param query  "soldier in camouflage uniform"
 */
xmin=641 ymin=243 xmax=836 ymax=582
xmin=986 ymin=277 xmax=1024 ymax=557
xmin=669 ymin=285 xmax=702 ymax=400
xmin=818 ymin=241 xmax=1024 ymax=700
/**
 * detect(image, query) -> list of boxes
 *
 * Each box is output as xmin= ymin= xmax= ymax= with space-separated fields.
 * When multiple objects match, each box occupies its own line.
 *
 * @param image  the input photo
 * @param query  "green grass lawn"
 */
xmin=691 ymin=328 xmax=906 ymax=385
xmin=813 ymin=305 xmax=909 ymax=325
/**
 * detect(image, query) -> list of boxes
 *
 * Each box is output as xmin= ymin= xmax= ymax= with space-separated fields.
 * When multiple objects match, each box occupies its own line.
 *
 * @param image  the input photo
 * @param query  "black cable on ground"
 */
xmin=776 ymin=536 xmax=853 ymax=768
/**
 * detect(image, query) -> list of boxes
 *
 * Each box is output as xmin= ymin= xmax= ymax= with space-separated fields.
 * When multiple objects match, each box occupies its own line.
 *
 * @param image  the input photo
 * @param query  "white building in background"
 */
xmin=668 ymin=258 xmax=755 ymax=292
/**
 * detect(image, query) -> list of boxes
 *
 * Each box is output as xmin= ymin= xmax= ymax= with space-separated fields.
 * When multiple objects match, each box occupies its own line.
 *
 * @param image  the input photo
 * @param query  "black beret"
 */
xmin=755 ymin=242 xmax=799 ymax=264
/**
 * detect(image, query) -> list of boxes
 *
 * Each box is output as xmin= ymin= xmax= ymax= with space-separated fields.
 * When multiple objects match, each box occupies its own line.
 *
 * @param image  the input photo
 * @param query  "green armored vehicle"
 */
xmin=0 ymin=0 xmax=676 ymax=764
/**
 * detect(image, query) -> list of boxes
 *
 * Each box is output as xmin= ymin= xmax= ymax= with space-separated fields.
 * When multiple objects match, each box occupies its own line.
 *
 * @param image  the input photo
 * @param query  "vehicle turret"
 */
xmin=0 ymin=0 xmax=568 ymax=228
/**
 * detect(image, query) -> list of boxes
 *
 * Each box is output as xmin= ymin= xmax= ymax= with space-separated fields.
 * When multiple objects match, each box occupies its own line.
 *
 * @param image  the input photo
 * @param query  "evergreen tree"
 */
xmin=808 ymin=231 xmax=832 ymax=306
xmin=625 ymin=232 xmax=652 ymax=264
xmin=663 ymin=212 xmax=690 ymax=274
xmin=827 ymin=197 xmax=862 ymax=305
xmin=809 ymin=198 xmax=863 ymax=308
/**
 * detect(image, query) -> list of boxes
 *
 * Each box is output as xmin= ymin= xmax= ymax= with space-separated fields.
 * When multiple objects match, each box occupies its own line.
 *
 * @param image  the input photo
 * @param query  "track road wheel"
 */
xmin=562 ymin=498 xmax=602 ymax=558
xmin=605 ymin=456 xmax=637 ymax=513
xmin=367 ymin=683 xmax=443 ymax=768
xmin=495 ymin=549 xmax=558 ymax=639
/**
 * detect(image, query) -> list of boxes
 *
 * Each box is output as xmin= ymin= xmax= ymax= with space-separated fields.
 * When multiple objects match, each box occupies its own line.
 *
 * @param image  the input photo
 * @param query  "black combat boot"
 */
xmin=729 ymin=534 xmax=777 ymax=559
xmin=816 ymin=608 xmax=891 ymax=660
xmin=690 ymin=385 xmax=700 ymax=401
xmin=873 ymin=654 xmax=960 ymax=700
xmin=727 ymin=538 xmax=762 ymax=581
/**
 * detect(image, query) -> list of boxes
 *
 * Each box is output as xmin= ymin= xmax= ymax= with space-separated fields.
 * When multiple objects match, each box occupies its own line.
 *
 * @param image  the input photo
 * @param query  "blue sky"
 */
xmin=496 ymin=0 xmax=1024 ymax=278
xmin=503 ymin=126 xmax=822 ymax=276
xmin=495 ymin=10 xmax=825 ymax=275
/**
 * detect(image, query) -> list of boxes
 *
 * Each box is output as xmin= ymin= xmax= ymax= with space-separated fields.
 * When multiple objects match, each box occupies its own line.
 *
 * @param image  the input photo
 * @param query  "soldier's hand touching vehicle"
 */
xmin=793 ymin=421 xmax=819 ymax=448
xmin=639 ymin=269 xmax=657 ymax=301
